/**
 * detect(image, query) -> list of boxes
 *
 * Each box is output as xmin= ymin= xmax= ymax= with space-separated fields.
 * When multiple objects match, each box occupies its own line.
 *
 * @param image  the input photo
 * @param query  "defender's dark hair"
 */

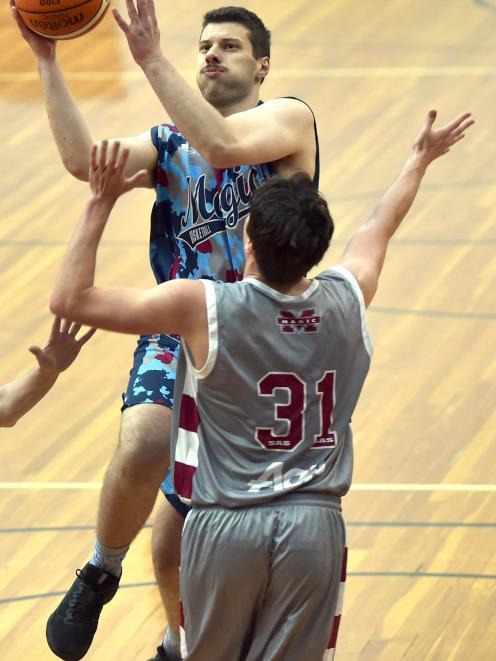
xmin=247 ymin=173 xmax=334 ymax=286
xmin=202 ymin=7 xmax=271 ymax=59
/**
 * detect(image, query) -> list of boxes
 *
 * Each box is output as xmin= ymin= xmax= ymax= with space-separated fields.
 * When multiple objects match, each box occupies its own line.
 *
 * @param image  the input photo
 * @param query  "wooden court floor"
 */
xmin=1 ymin=0 xmax=495 ymax=659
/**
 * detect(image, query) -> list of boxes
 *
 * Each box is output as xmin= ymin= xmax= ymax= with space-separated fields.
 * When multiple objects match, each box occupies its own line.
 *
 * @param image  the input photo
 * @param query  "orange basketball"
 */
xmin=16 ymin=0 xmax=110 ymax=40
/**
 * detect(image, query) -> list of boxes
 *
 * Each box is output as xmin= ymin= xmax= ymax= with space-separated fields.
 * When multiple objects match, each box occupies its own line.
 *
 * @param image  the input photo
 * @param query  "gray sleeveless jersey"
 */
xmin=171 ymin=266 xmax=373 ymax=508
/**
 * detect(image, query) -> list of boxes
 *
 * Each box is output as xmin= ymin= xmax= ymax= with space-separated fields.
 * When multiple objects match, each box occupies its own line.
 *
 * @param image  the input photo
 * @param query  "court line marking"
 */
xmin=2 ymin=570 xmax=496 ymax=604
xmin=2 ymin=66 xmax=496 ymax=83
xmin=1 ymin=482 xmax=496 ymax=491
xmin=369 ymin=307 xmax=496 ymax=320
xmin=1 ymin=521 xmax=495 ymax=534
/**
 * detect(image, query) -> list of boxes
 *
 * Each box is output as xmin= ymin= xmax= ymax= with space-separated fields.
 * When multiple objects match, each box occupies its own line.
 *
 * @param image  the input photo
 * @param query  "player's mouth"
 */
xmin=202 ymin=66 xmax=226 ymax=78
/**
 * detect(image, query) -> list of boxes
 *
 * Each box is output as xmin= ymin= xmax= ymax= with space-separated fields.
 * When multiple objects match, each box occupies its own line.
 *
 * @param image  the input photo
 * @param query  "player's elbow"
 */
xmin=62 ymin=156 xmax=90 ymax=182
xmin=49 ymin=292 xmax=73 ymax=320
xmin=202 ymin=137 xmax=243 ymax=169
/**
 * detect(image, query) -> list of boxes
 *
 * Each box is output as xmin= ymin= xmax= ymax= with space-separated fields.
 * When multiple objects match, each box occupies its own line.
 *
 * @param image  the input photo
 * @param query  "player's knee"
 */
xmin=116 ymin=405 xmax=171 ymax=480
xmin=152 ymin=530 xmax=181 ymax=578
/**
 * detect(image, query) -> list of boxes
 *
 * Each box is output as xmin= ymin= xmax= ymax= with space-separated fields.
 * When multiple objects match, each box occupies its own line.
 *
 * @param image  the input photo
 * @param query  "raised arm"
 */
xmin=0 ymin=318 xmax=95 ymax=427
xmin=339 ymin=110 xmax=474 ymax=307
xmin=50 ymin=142 xmax=205 ymax=339
xmin=10 ymin=1 xmax=157 ymax=185
xmin=112 ymin=0 xmax=314 ymax=169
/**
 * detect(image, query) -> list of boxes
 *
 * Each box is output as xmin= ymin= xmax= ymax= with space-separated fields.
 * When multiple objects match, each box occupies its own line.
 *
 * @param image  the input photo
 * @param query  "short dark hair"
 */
xmin=247 ymin=173 xmax=334 ymax=286
xmin=202 ymin=7 xmax=271 ymax=59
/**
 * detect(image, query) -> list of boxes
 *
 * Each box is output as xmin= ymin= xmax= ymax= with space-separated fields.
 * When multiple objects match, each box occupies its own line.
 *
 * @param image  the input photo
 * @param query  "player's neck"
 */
xmin=214 ymin=89 xmax=261 ymax=117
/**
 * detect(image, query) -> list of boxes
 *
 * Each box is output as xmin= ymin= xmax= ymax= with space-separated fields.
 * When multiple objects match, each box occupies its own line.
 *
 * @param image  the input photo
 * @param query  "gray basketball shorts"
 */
xmin=180 ymin=500 xmax=347 ymax=661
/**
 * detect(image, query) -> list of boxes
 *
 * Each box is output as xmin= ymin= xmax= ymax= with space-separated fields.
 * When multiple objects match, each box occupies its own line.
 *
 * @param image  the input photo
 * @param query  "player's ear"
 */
xmin=256 ymin=57 xmax=270 ymax=84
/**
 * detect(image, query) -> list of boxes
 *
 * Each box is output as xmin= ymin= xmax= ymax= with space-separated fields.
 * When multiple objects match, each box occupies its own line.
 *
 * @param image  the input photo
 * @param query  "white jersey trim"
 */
xmin=326 ymin=266 xmax=374 ymax=357
xmin=183 ymin=280 xmax=219 ymax=380
xmin=243 ymin=276 xmax=320 ymax=301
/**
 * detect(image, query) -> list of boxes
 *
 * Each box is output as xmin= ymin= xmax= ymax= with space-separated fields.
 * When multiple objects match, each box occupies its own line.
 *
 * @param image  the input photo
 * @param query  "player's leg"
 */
xmin=246 ymin=504 xmax=346 ymax=661
xmin=180 ymin=507 xmax=272 ymax=661
xmin=146 ymin=495 xmax=188 ymax=661
xmin=46 ymin=334 xmax=178 ymax=661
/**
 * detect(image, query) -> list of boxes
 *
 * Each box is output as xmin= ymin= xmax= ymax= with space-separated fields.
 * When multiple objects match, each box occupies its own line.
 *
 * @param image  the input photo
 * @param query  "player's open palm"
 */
xmin=29 ymin=318 xmax=96 ymax=375
xmin=9 ymin=0 xmax=56 ymax=60
xmin=89 ymin=140 xmax=147 ymax=201
xmin=413 ymin=110 xmax=474 ymax=165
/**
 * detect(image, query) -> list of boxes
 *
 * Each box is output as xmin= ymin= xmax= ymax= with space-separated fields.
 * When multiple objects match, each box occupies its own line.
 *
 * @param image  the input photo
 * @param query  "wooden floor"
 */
xmin=1 ymin=0 xmax=495 ymax=659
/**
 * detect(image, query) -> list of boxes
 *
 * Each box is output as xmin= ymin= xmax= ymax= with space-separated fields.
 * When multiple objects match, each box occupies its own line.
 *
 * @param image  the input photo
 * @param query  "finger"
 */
xmin=69 ymin=323 xmax=82 ymax=337
xmin=49 ymin=316 xmax=61 ymax=341
xmin=78 ymin=327 xmax=97 ymax=345
xmin=99 ymin=139 xmax=109 ymax=169
xmin=108 ymin=140 xmax=121 ymax=172
xmin=61 ymin=318 xmax=71 ymax=334
xmin=454 ymin=118 xmax=475 ymax=135
xmin=28 ymin=345 xmax=42 ymax=362
xmin=425 ymin=109 xmax=437 ymax=129
xmin=124 ymin=0 xmax=139 ymax=19
xmin=116 ymin=147 xmax=130 ymax=178
xmin=440 ymin=112 xmax=472 ymax=134
xmin=90 ymin=143 xmax=98 ymax=173
xmin=125 ymin=168 xmax=148 ymax=190
xmin=112 ymin=7 xmax=131 ymax=33
xmin=52 ymin=316 xmax=61 ymax=333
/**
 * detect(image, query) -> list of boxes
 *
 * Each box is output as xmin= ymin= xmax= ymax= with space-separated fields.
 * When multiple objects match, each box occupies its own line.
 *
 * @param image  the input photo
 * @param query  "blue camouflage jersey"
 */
xmin=149 ymin=122 xmax=275 ymax=285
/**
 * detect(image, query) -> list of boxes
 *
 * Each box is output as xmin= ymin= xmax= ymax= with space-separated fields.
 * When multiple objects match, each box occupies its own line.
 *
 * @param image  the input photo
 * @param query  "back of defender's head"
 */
xmin=202 ymin=7 xmax=271 ymax=59
xmin=247 ymin=173 xmax=334 ymax=286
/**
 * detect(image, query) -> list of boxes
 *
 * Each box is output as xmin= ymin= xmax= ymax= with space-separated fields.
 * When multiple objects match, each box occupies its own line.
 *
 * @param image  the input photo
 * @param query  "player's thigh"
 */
xmin=248 ymin=505 xmax=346 ymax=661
xmin=180 ymin=507 xmax=272 ymax=660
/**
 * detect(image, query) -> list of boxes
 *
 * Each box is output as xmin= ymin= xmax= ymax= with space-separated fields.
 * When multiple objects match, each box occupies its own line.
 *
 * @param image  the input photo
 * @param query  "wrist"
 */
xmin=141 ymin=52 xmax=168 ymax=75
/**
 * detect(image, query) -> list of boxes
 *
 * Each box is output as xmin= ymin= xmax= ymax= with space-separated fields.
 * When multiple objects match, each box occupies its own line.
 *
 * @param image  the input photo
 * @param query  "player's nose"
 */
xmin=205 ymin=45 xmax=222 ymax=63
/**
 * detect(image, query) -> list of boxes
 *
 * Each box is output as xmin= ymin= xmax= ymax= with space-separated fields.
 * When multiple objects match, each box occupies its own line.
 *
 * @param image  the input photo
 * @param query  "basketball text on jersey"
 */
xmin=178 ymin=167 xmax=262 ymax=250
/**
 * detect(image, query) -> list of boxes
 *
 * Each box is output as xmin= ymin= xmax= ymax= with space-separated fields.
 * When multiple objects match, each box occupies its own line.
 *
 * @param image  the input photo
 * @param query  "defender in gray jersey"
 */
xmin=51 ymin=109 xmax=473 ymax=659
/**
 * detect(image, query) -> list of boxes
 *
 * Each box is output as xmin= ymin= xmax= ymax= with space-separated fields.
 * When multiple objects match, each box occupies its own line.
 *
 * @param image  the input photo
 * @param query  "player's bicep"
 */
xmin=224 ymin=99 xmax=313 ymax=166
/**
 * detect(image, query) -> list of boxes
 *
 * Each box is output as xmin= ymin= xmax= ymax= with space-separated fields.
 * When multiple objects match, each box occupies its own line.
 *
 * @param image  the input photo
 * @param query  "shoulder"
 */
xmin=316 ymin=266 xmax=365 ymax=307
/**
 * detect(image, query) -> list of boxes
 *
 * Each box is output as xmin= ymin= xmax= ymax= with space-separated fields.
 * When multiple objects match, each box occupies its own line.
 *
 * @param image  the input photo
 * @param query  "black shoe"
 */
xmin=46 ymin=562 xmax=120 ymax=661
xmin=146 ymin=646 xmax=181 ymax=661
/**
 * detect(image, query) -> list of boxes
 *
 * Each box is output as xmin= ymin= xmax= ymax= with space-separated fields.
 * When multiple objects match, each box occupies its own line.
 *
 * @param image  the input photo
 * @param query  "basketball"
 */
xmin=15 ymin=0 xmax=110 ymax=40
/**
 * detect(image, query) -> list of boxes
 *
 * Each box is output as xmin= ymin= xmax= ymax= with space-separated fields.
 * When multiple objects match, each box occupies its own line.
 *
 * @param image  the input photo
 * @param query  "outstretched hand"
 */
xmin=29 ymin=318 xmax=96 ymax=375
xmin=89 ymin=141 xmax=148 ymax=201
xmin=112 ymin=0 xmax=161 ymax=67
xmin=413 ymin=110 xmax=474 ymax=166
xmin=9 ymin=0 xmax=56 ymax=60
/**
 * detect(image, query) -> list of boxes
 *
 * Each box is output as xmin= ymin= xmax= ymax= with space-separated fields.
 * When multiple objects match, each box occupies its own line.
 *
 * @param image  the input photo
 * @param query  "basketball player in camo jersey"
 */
xmin=11 ymin=1 xmax=319 ymax=658
xmin=50 ymin=109 xmax=472 ymax=659
xmin=0 ymin=318 xmax=94 ymax=428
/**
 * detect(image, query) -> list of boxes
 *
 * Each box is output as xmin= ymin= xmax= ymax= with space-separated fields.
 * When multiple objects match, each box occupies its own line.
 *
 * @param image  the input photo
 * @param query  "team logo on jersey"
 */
xmin=277 ymin=309 xmax=321 ymax=334
xmin=177 ymin=167 xmax=265 ymax=250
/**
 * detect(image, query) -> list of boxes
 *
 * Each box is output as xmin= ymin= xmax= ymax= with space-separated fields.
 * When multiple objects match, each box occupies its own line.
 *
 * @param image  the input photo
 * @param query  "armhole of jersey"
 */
xmin=184 ymin=280 xmax=219 ymax=380
xmin=326 ymin=266 xmax=373 ymax=357
xmin=150 ymin=125 xmax=160 ymax=151
xmin=279 ymin=96 xmax=319 ymax=188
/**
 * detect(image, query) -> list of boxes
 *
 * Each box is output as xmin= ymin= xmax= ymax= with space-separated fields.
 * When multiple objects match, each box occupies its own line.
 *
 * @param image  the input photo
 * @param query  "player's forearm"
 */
xmin=38 ymin=58 xmax=93 ymax=181
xmin=141 ymin=55 xmax=235 ymax=166
xmin=368 ymin=153 xmax=427 ymax=238
xmin=50 ymin=197 xmax=114 ymax=319
xmin=0 ymin=368 xmax=58 ymax=427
